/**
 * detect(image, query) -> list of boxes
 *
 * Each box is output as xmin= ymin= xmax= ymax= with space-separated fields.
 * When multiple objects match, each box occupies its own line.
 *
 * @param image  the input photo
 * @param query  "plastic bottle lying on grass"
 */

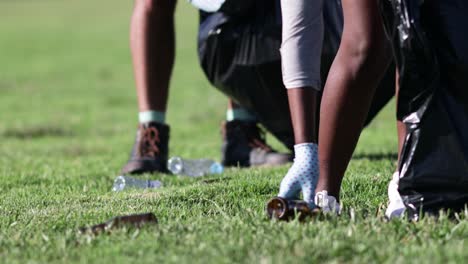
xmin=112 ymin=175 xmax=162 ymax=192
xmin=167 ymin=156 xmax=224 ymax=177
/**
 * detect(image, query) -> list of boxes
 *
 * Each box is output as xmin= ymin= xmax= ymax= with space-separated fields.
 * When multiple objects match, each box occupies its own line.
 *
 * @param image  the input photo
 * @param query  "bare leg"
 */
xmin=395 ymin=70 xmax=406 ymax=162
xmin=277 ymin=0 xmax=323 ymax=207
xmin=227 ymin=100 xmax=242 ymax=111
xmin=316 ymin=0 xmax=391 ymax=199
xmin=121 ymin=0 xmax=177 ymax=175
xmin=397 ymin=122 xmax=406 ymax=161
xmin=287 ymin=88 xmax=318 ymax=144
xmin=130 ymin=0 xmax=176 ymax=112
xmin=385 ymin=69 xmax=407 ymax=219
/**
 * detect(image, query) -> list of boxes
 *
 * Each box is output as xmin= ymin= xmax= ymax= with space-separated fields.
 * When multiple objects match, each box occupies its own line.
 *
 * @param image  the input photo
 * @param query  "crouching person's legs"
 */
xmin=316 ymin=0 xmax=391 ymax=210
xmin=221 ymin=100 xmax=292 ymax=168
xmin=277 ymin=0 xmax=323 ymax=208
xmin=122 ymin=0 xmax=177 ymax=174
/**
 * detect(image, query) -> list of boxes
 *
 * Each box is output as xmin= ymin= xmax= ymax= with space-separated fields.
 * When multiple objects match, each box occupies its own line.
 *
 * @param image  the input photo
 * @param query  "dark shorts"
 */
xmin=197 ymin=0 xmax=395 ymax=148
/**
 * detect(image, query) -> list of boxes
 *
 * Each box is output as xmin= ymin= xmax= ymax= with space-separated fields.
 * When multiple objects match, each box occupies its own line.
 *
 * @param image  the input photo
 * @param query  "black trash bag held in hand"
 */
xmin=381 ymin=0 xmax=468 ymax=217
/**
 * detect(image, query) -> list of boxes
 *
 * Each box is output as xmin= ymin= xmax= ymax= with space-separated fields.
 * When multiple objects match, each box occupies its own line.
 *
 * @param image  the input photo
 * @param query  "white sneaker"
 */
xmin=385 ymin=172 xmax=406 ymax=219
xmin=315 ymin=191 xmax=341 ymax=214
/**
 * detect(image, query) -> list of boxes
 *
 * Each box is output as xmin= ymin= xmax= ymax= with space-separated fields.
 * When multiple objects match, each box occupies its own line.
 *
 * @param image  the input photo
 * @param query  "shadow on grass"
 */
xmin=0 ymin=81 xmax=12 ymax=90
xmin=2 ymin=125 xmax=73 ymax=139
xmin=353 ymin=152 xmax=398 ymax=161
xmin=200 ymin=177 xmax=233 ymax=185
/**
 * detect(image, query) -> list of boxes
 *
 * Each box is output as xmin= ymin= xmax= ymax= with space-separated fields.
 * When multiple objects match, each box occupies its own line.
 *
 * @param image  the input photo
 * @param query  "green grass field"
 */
xmin=0 ymin=1 xmax=466 ymax=263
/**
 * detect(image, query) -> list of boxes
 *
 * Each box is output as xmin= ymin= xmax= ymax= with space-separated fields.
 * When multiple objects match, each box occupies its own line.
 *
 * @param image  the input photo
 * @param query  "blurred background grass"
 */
xmin=0 ymin=0 xmax=397 ymax=161
xmin=0 ymin=0 xmax=232 ymax=162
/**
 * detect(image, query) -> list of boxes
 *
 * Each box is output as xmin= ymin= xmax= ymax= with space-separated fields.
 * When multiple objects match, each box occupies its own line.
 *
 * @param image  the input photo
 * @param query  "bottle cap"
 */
xmin=209 ymin=162 xmax=224 ymax=174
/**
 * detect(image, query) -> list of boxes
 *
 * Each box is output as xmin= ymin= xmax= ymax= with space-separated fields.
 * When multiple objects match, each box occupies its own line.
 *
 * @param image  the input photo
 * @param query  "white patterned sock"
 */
xmin=278 ymin=143 xmax=319 ymax=208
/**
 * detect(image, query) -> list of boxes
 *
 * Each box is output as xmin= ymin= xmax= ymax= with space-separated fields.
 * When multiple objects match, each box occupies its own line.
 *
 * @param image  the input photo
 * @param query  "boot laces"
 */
xmin=246 ymin=124 xmax=273 ymax=152
xmin=138 ymin=126 xmax=161 ymax=157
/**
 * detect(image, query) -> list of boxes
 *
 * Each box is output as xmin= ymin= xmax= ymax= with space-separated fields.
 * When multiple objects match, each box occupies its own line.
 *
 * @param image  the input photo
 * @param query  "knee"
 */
xmin=134 ymin=0 xmax=177 ymax=14
xmin=341 ymin=33 xmax=391 ymax=73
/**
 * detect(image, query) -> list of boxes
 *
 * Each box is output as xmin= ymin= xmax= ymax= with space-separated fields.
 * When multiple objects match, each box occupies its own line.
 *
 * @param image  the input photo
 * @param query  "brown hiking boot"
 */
xmin=221 ymin=120 xmax=292 ymax=167
xmin=121 ymin=122 xmax=169 ymax=174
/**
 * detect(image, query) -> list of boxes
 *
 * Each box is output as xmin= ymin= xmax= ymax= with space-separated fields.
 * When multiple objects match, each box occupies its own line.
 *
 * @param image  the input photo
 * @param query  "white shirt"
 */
xmin=188 ymin=0 xmax=226 ymax=12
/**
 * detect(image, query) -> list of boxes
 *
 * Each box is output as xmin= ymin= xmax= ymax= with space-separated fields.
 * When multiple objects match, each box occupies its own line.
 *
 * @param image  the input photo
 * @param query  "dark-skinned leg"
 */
xmin=287 ymin=88 xmax=318 ymax=144
xmin=277 ymin=0 xmax=323 ymax=207
xmin=131 ymin=0 xmax=176 ymax=113
xmin=395 ymin=70 xmax=406 ymax=161
xmin=227 ymin=100 xmax=237 ymax=111
xmin=121 ymin=0 xmax=177 ymax=175
xmin=385 ymin=69 xmax=407 ymax=218
xmin=316 ymin=0 xmax=391 ymax=200
xmin=278 ymin=87 xmax=319 ymax=206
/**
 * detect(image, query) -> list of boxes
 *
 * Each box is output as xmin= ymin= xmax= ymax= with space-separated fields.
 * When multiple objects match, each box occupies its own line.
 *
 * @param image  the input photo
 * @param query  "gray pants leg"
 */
xmin=280 ymin=0 xmax=324 ymax=90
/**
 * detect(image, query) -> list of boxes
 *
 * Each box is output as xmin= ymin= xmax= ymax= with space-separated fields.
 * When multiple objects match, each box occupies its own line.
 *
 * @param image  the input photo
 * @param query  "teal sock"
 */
xmin=139 ymin=110 xmax=166 ymax=124
xmin=226 ymin=108 xmax=256 ymax=122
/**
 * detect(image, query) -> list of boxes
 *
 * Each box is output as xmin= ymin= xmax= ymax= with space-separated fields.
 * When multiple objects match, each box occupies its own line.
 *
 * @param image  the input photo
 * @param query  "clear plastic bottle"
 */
xmin=112 ymin=175 xmax=163 ymax=192
xmin=167 ymin=156 xmax=224 ymax=177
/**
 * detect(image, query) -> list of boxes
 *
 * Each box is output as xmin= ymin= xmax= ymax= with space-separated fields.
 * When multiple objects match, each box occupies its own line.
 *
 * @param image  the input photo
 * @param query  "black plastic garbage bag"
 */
xmin=198 ymin=2 xmax=293 ymax=149
xmin=381 ymin=0 xmax=468 ymax=216
xmin=198 ymin=0 xmax=395 ymax=150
